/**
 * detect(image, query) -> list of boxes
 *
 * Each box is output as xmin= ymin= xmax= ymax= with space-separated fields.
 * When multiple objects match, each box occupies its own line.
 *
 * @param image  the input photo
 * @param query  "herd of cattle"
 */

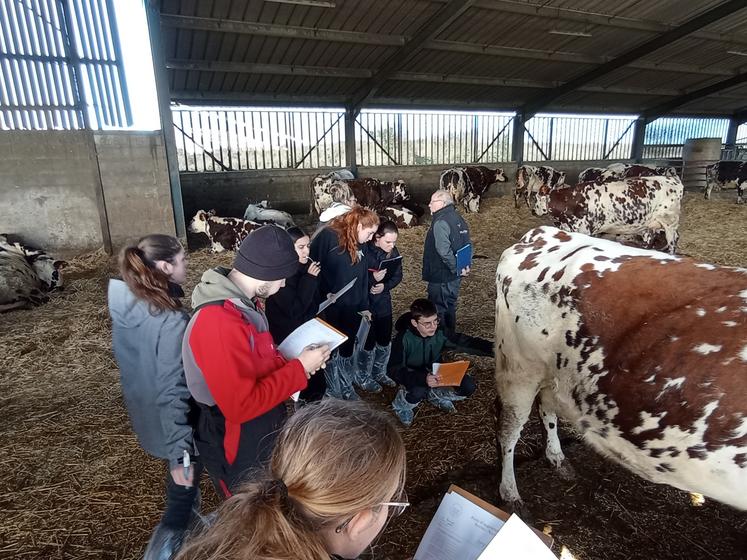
xmin=1 ymin=157 xmax=746 ymax=519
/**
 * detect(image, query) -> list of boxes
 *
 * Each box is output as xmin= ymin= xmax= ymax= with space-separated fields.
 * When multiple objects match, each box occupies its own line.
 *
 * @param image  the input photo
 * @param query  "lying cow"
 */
xmin=189 ymin=210 xmax=261 ymax=253
xmin=579 ymin=163 xmax=678 ymax=183
xmin=380 ymin=205 xmax=418 ymax=229
xmin=439 ymin=166 xmax=507 ymax=213
xmin=532 ymin=176 xmax=683 ymax=254
xmin=705 ymin=161 xmax=746 ymax=204
xmin=514 ymin=165 xmax=566 ymax=208
xmin=310 ymin=169 xmax=355 ymax=215
xmin=243 ymin=200 xmax=295 ymax=228
xmin=494 ymin=226 xmax=747 ymax=511
xmin=347 ymin=178 xmax=410 ymax=213
xmin=0 ymin=234 xmax=66 ymax=312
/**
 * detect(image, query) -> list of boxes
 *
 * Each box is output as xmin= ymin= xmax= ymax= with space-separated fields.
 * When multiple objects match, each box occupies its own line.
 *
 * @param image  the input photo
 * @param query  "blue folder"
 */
xmin=456 ymin=243 xmax=472 ymax=273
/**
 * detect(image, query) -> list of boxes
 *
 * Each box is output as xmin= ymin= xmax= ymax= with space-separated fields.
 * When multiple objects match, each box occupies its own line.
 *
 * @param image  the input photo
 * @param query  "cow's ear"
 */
xmin=54 ymin=260 xmax=68 ymax=269
xmin=208 ymin=209 xmax=217 ymax=215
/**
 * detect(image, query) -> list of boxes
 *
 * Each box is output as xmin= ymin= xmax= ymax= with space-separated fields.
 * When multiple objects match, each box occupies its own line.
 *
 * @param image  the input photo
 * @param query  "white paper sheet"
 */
xmin=477 ymin=514 xmax=558 ymax=560
xmin=277 ymin=318 xmax=347 ymax=361
xmin=414 ymin=490 xmax=505 ymax=560
xmin=317 ymin=277 xmax=357 ymax=314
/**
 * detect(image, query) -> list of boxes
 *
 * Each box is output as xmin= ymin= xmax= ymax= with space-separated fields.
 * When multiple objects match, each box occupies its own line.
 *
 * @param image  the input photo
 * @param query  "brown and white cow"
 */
xmin=532 ymin=176 xmax=683 ymax=254
xmin=0 ymin=235 xmax=66 ymax=312
xmin=579 ymin=163 xmax=678 ymax=184
xmin=494 ymin=226 xmax=747 ymax=511
xmin=514 ymin=165 xmax=566 ymax=208
xmin=379 ymin=205 xmax=419 ymax=229
xmin=439 ymin=166 xmax=507 ymax=213
xmin=346 ymin=178 xmax=410 ymax=213
xmin=705 ymin=161 xmax=746 ymax=204
xmin=310 ymin=170 xmax=356 ymax=215
xmin=189 ymin=210 xmax=261 ymax=253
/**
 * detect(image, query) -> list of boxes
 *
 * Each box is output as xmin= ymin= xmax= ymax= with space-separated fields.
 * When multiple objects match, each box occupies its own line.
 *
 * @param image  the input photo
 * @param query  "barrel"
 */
xmin=681 ymin=137 xmax=721 ymax=192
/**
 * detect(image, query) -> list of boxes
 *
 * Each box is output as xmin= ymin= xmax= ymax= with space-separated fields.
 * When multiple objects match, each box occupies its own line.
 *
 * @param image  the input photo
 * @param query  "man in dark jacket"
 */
xmin=182 ymin=226 xmax=330 ymax=497
xmin=422 ymin=190 xmax=471 ymax=337
xmin=388 ymin=298 xmax=493 ymax=426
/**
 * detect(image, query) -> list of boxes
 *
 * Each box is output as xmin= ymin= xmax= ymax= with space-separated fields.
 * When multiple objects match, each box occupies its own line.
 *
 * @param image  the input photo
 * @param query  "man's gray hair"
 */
xmin=433 ymin=189 xmax=454 ymax=205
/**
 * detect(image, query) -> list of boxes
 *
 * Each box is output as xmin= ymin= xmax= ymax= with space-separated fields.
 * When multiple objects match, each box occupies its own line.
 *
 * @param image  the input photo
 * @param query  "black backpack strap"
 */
xmin=192 ymin=299 xmax=227 ymax=313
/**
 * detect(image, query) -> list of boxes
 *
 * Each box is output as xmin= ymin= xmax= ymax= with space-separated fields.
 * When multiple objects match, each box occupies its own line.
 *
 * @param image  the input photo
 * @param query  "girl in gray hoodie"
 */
xmin=108 ymin=234 xmax=198 ymax=560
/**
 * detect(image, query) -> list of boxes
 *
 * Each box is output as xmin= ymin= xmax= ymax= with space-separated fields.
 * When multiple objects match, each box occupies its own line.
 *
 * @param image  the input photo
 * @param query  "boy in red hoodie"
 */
xmin=182 ymin=226 xmax=329 ymax=497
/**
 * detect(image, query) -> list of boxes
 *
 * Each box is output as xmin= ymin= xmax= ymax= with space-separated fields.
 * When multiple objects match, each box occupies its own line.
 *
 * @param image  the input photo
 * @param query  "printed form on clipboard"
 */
xmin=413 ymin=485 xmax=554 ymax=560
xmin=277 ymin=318 xmax=348 ymax=361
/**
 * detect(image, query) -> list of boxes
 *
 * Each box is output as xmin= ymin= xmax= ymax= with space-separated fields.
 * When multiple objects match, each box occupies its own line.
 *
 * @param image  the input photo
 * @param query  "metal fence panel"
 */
xmin=642 ymin=116 xmax=729 ymax=159
xmin=172 ymin=106 xmax=346 ymax=172
xmin=0 ymin=0 xmax=130 ymax=130
xmin=355 ymin=109 xmax=513 ymax=166
xmin=523 ymin=114 xmax=637 ymax=162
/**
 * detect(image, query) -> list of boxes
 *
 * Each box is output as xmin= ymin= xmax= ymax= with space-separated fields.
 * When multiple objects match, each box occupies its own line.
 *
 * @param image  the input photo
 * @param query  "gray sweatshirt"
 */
xmin=108 ymin=279 xmax=194 ymax=468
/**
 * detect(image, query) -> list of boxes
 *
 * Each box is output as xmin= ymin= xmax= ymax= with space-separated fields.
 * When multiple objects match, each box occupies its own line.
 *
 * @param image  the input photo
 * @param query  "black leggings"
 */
xmin=161 ymin=459 xmax=203 ymax=529
xmin=322 ymin=306 xmax=362 ymax=357
xmin=364 ymin=315 xmax=393 ymax=350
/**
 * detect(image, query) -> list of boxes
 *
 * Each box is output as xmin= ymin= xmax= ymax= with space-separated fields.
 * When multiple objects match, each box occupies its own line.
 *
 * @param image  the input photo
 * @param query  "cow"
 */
xmin=188 ymin=210 xmax=261 ymax=253
xmin=346 ymin=178 xmax=410 ymax=213
xmin=494 ymin=226 xmax=747 ymax=512
xmin=379 ymin=205 xmax=419 ymax=229
xmin=310 ymin=169 xmax=356 ymax=215
xmin=0 ymin=235 xmax=66 ymax=312
xmin=579 ymin=163 xmax=678 ymax=184
xmin=705 ymin=161 xmax=746 ymax=204
xmin=514 ymin=165 xmax=566 ymax=208
xmin=439 ymin=166 xmax=508 ymax=213
xmin=243 ymin=200 xmax=295 ymax=228
xmin=532 ymin=176 xmax=683 ymax=254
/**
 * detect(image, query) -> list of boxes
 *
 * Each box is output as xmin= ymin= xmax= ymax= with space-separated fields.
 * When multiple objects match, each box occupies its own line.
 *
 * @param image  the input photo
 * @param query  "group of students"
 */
xmin=107 ymin=189 xmax=492 ymax=559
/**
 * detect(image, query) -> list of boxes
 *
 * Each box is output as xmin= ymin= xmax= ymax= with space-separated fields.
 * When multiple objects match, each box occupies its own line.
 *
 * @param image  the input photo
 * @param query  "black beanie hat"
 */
xmin=233 ymin=225 xmax=299 ymax=281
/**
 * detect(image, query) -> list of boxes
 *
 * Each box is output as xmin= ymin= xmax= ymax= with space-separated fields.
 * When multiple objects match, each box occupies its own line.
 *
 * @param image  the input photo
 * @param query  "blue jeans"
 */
xmin=427 ymin=278 xmax=461 ymax=334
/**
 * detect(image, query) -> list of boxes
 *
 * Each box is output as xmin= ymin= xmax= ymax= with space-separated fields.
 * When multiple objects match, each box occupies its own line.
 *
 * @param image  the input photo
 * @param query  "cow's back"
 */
xmin=496 ymin=226 xmax=747 ymax=510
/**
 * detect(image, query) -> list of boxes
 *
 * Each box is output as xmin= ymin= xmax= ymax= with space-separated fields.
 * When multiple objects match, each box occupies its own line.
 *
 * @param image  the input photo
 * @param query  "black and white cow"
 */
xmin=532 ymin=176 xmax=683 ymax=254
xmin=0 ymin=235 xmax=67 ymax=312
xmin=494 ymin=226 xmax=747 ymax=511
xmin=439 ymin=166 xmax=508 ymax=213
xmin=310 ymin=169 xmax=356 ymax=215
xmin=705 ymin=161 xmax=746 ymax=204
xmin=514 ymin=165 xmax=566 ymax=208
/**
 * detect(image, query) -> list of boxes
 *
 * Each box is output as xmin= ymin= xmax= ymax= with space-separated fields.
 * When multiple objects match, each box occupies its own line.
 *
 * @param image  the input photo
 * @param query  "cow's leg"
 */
xmin=538 ymin=387 xmax=575 ymax=480
xmin=496 ymin=378 xmax=538 ymax=507
xmin=737 ymin=182 xmax=744 ymax=204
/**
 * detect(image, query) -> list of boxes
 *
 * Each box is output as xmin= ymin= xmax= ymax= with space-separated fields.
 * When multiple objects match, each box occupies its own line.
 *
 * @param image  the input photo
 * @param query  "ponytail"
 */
xmin=119 ymin=235 xmax=183 ymax=313
xmin=176 ymin=400 xmax=406 ymax=560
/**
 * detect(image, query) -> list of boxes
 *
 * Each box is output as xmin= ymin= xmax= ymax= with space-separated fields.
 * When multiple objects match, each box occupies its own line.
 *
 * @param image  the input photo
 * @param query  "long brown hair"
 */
xmin=119 ymin=234 xmax=183 ymax=313
xmin=328 ymin=206 xmax=379 ymax=263
xmin=176 ymin=400 xmax=406 ymax=560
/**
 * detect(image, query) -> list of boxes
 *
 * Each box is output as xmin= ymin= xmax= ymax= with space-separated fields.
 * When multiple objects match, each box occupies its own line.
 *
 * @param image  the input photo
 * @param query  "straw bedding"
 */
xmin=0 ymin=193 xmax=744 ymax=559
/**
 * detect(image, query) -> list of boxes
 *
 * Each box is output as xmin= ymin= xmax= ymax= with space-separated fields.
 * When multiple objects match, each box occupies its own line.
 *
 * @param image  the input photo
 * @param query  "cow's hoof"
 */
xmin=503 ymin=499 xmax=532 ymax=521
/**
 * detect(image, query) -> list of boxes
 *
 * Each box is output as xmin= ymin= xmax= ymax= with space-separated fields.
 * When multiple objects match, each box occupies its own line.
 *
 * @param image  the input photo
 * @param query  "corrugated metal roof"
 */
xmin=160 ymin=0 xmax=747 ymax=116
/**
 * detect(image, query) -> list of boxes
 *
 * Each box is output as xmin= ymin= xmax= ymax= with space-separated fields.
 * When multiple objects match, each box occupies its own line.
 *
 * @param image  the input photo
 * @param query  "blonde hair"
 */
xmin=328 ymin=206 xmax=379 ymax=263
xmin=176 ymin=400 xmax=406 ymax=560
xmin=120 ymin=234 xmax=183 ymax=313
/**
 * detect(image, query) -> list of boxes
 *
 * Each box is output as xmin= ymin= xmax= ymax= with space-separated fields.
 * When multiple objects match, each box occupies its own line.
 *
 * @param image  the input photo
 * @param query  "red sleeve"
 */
xmin=189 ymin=305 xmax=308 ymax=424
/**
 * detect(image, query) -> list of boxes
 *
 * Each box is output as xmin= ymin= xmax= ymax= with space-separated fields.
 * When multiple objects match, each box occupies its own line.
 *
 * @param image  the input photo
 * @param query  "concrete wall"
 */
xmin=0 ymin=130 xmax=175 ymax=254
xmin=95 ymin=131 xmax=175 ymax=249
xmin=180 ymin=158 xmax=678 ymax=219
xmin=0 ymin=131 xmax=105 ymax=252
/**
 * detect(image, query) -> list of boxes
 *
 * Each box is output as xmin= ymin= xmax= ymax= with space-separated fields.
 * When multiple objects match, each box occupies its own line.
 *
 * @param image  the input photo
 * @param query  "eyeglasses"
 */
xmin=417 ymin=318 xmax=439 ymax=328
xmin=334 ymin=491 xmax=410 ymax=533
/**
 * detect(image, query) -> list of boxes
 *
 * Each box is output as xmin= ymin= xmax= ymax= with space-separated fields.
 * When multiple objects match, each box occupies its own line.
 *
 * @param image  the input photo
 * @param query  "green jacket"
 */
xmin=388 ymin=312 xmax=493 ymax=386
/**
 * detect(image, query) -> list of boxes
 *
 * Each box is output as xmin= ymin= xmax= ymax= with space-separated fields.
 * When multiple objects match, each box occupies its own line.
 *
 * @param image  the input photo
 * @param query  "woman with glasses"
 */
xmin=388 ymin=298 xmax=493 ymax=426
xmin=175 ymin=399 xmax=408 ymax=560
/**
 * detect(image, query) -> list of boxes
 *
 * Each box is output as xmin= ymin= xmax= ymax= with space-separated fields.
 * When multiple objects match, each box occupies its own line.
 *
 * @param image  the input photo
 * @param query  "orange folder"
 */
xmin=433 ymin=360 xmax=470 ymax=387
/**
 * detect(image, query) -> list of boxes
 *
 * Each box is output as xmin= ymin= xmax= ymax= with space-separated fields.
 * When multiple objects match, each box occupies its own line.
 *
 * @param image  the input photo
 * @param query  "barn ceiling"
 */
xmin=157 ymin=0 xmax=747 ymax=117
